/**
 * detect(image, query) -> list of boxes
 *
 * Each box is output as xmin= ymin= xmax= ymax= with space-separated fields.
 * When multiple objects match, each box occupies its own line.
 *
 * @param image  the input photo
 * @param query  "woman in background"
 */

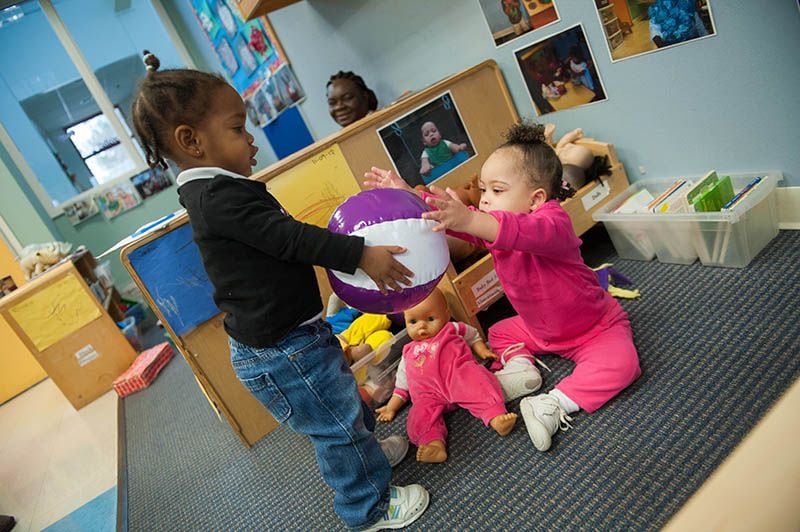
xmin=326 ymin=71 xmax=378 ymax=128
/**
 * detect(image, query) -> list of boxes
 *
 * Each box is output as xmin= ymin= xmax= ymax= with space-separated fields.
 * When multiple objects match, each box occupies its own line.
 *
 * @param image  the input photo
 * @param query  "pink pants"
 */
xmin=406 ymin=363 xmax=507 ymax=446
xmin=488 ymin=306 xmax=640 ymax=413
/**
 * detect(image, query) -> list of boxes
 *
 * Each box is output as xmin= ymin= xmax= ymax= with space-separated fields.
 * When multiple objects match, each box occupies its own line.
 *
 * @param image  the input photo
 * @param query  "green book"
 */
xmin=691 ymin=175 xmax=734 ymax=212
xmin=685 ymin=170 xmax=718 ymax=208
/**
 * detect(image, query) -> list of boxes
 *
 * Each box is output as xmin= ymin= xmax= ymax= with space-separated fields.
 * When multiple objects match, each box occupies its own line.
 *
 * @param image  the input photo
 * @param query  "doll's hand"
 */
xmin=359 ymin=245 xmax=413 ymax=294
xmin=364 ymin=167 xmax=414 ymax=192
xmin=422 ymin=185 xmax=473 ymax=232
xmin=375 ymin=405 xmax=396 ymax=422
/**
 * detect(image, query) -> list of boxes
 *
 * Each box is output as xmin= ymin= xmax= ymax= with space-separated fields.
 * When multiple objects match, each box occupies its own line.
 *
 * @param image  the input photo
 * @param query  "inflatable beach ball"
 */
xmin=326 ymin=188 xmax=449 ymax=314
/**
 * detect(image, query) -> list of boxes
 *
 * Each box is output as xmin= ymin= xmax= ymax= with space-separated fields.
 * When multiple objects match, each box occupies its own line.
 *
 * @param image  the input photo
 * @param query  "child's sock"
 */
xmin=549 ymin=388 xmax=580 ymax=414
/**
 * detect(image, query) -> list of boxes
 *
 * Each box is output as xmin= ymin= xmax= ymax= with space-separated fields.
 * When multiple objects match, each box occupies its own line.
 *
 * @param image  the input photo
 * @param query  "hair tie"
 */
xmin=142 ymin=50 xmax=160 ymax=72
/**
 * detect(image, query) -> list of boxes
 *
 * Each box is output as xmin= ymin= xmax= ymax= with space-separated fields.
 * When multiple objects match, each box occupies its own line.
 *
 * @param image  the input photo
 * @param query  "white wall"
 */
xmin=260 ymin=0 xmax=800 ymax=185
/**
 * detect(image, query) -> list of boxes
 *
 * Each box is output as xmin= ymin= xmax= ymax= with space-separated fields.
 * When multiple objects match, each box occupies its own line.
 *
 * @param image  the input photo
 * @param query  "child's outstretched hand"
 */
xmin=359 ymin=245 xmax=413 ymax=294
xmin=375 ymin=405 xmax=397 ymax=422
xmin=363 ymin=166 xmax=414 ymax=192
xmin=422 ymin=185 xmax=473 ymax=232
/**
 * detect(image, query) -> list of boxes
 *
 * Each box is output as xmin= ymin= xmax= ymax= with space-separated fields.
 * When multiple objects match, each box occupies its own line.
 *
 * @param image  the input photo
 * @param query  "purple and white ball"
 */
xmin=327 ymin=188 xmax=449 ymax=314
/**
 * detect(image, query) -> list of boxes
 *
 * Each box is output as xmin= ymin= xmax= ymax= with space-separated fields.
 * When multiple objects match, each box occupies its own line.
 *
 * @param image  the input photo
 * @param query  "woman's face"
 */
xmin=327 ymin=78 xmax=370 ymax=127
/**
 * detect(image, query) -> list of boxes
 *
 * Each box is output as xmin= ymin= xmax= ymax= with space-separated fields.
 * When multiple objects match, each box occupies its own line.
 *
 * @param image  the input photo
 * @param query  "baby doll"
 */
xmin=544 ymin=124 xmax=610 ymax=191
xmin=419 ymin=121 xmax=468 ymax=178
xmin=376 ymin=288 xmax=517 ymax=463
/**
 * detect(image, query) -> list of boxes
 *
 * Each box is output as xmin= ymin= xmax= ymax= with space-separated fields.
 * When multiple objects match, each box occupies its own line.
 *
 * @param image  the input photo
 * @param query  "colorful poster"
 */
xmin=9 ymin=274 xmax=102 ymax=351
xmin=267 ymin=144 xmax=361 ymax=228
xmin=190 ymin=0 xmax=283 ymax=96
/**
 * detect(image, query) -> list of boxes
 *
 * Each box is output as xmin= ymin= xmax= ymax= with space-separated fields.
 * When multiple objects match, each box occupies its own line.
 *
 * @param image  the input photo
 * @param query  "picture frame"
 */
xmin=1 ymin=275 xmax=18 ymax=298
xmin=61 ymin=196 xmax=100 ymax=226
xmin=477 ymin=0 xmax=560 ymax=47
xmin=93 ymin=181 xmax=142 ymax=220
xmin=593 ymin=0 xmax=716 ymax=63
xmin=514 ymin=23 xmax=607 ymax=116
xmin=377 ymin=91 xmax=476 ymax=188
xmin=130 ymin=167 xmax=173 ymax=200
xmin=273 ymin=64 xmax=305 ymax=107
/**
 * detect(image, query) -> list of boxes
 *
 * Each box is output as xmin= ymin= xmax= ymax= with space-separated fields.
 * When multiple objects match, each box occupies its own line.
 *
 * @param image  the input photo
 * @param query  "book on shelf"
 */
xmin=647 ymin=179 xmax=693 ymax=213
xmin=613 ymin=188 xmax=655 ymax=214
xmin=721 ymin=176 xmax=764 ymax=211
xmin=691 ymin=174 xmax=734 ymax=212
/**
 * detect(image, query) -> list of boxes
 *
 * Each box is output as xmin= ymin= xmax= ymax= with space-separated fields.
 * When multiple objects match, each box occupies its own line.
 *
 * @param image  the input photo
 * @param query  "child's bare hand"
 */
xmin=422 ymin=185 xmax=473 ymax=232
xmin=359 ymin=245 xmax=413 ymax=294
xmin=364 ymin=167 xmax=414 ymax=192
xmin=476 ymin=349 xmax=498 ymax=361
xmin=375 ymin=405 xmax=396 ymax=422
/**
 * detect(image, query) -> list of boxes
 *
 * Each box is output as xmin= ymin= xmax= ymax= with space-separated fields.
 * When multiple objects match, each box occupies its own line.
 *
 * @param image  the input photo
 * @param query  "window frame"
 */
xmin=0 ymin=0 xmax=196 ymax=219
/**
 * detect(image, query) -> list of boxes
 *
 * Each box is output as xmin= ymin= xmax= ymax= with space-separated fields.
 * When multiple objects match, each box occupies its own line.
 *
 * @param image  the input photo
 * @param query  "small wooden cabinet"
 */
xmin=0 ymin=252 xmax=136 ymax=409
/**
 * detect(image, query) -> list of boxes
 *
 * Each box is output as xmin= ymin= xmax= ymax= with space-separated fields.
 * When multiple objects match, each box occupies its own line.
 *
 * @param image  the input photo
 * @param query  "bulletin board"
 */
xmin=120 ymin=60 xmax=521 ymax=447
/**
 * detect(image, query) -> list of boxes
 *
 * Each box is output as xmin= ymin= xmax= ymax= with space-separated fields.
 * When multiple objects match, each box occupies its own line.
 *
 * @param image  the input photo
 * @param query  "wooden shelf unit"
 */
xmin=0 ymin=251 xmax=136 ymax=409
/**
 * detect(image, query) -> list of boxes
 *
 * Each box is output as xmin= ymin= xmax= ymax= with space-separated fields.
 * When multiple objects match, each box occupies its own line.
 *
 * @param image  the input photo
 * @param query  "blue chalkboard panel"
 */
xmin=262 ymin=106 xmax=314 ymax=159
xmin=127 ymin=224 xmax=220 ymax=336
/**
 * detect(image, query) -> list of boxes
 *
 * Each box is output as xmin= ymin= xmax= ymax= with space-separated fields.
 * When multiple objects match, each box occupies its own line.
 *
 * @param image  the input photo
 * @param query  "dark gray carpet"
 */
xmin=121 ymin=229 xmax=800 ymax=531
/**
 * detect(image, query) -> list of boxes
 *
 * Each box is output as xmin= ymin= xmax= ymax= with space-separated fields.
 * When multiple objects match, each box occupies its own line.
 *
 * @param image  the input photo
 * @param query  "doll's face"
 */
xmin=404 ymin=290 xmax=450 ymax=341
xmin=421 ymin=122 xmax=442 ymax=147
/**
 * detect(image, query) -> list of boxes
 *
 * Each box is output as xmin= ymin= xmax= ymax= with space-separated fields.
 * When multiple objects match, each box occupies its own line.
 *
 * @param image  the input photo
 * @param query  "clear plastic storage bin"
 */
xmin=593 ymin=172 xmax=782 ymax=268
xmin=350 ymin=329 xmax=409 ymax=407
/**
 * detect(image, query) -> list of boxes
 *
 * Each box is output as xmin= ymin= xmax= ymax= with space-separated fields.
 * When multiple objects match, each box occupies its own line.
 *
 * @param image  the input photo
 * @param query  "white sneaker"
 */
xmin=519 ymin=393 xmax=573 ymax=452
xmin=362 ymin=484 xmax=430 ymax=531
xmin=495 ymin=366 xmax=542 ymax=402
xmin=379 ymin=435 xmax=409 ymax=467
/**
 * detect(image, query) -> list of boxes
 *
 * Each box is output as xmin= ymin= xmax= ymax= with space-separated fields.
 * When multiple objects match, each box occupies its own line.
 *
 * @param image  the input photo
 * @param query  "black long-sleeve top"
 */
xmin=177 ymin=167 xmax=364 ymax=347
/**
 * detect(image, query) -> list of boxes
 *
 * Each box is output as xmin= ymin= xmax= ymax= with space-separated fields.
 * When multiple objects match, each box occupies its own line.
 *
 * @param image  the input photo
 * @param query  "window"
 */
xmin=0 ymin=0 xmax=190 ymax=216
xmin=65 ymin=108 xmax=143 ymax=185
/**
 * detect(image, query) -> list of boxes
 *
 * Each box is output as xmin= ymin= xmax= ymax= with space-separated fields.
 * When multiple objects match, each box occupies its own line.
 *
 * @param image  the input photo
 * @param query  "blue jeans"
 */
xmin=228 ymin=319 xmax=390 ymax=529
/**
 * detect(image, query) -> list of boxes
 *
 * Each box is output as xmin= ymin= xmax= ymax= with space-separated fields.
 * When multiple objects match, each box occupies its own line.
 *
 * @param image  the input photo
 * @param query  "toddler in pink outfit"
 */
xmin=365 ymin=121 xmax=641 ymax=452
xmin=376 ymin=288 xmax=517 ymax=463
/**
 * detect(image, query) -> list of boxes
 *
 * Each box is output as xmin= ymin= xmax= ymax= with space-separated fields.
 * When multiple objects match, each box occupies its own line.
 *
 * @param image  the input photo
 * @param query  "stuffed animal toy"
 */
xmin=18 ymin=242 xmax=74 ymax=279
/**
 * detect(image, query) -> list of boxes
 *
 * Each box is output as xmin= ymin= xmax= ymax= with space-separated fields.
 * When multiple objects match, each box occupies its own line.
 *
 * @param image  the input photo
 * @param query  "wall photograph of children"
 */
xmin=594 ymin=0 xmax=715 ymax=62
xmin=515 ymin=24 xmax=606 ymax=117
xmin=377 ymin=92 xmax=475 ymax=187
xmin=478 ymin=0 xmax=560 ymax=47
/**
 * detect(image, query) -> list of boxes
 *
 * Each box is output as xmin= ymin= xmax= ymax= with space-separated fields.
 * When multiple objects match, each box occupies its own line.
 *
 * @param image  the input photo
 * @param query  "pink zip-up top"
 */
xmin=450 ymin=200 xmax=619 ymax=345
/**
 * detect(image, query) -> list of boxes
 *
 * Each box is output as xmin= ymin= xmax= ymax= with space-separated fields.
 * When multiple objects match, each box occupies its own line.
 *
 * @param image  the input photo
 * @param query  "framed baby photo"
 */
xmin=478 ymin=0 xmax=560 ymax=47
xmin=377 ymin=91 xmax=476 ymax=188
xmin=593 ymin=0 xmax=716 ymax=63
xmin=514 ymin=23 xmax=607 ymax=117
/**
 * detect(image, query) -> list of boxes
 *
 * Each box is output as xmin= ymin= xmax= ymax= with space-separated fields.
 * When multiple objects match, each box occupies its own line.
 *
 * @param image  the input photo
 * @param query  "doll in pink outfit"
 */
xmin=375 ymin=288 xmax=517 ymax=463
xmin=365 ymin=121 xmax=641 ymax=453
